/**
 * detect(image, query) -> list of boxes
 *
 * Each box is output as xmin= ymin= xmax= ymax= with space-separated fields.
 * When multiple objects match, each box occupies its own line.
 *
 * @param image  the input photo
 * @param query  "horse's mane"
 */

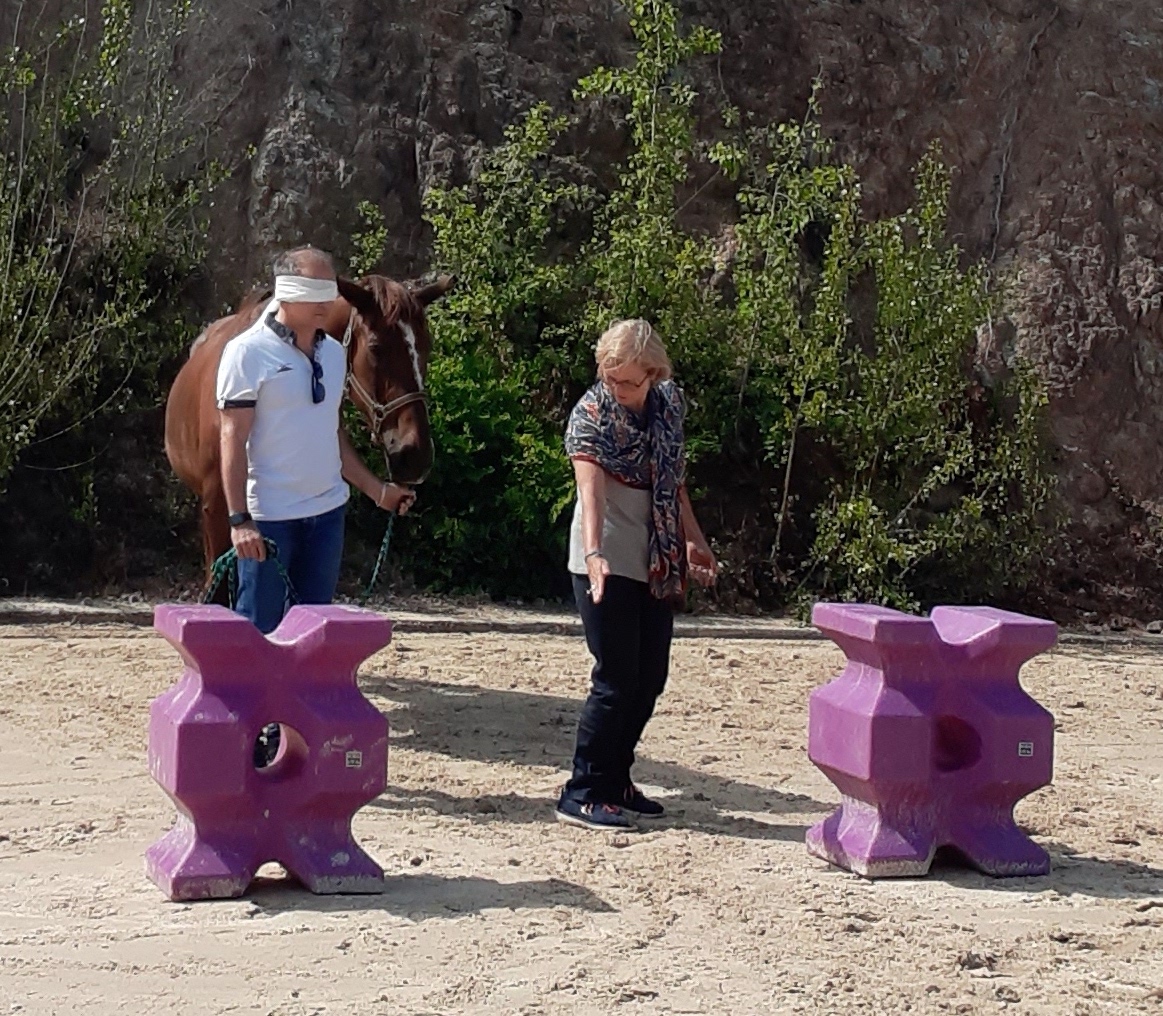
xmin=237 ymin=286 xmax=274 ymax=315
xmin=188 ymin=286 xmax=273 ymax=357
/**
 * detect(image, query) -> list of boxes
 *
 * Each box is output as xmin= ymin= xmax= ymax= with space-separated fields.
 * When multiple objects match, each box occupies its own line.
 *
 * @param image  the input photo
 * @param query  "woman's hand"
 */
xmin=687 ymin=539 xmax=718 ymax=587
xmin=376 ymin=482 xmax=417 ymax=515
xmin=586 ymin=552 xmax=611 ymax=604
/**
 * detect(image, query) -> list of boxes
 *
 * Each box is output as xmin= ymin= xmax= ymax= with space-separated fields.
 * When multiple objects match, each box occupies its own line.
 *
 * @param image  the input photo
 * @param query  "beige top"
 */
xmin=568 ymin=475 xmax=651 ymax=583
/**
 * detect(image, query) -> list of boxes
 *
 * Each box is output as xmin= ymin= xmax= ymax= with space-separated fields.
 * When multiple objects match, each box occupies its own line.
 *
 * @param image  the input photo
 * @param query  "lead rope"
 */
xmin=360 ymin=455 xmax=397 ymax=607
xmin=202 ymin=538 xmax=298 ymax=608
xmin=360 ymin=510 xmax=396 ymax=607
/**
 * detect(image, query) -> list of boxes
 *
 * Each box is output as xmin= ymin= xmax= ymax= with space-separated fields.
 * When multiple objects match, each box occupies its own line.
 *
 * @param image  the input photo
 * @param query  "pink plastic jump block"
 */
xmin=806 ymin=603 xmax=1057 ymax=878
xmin=145 ymin=604 xmax=391 ymax=901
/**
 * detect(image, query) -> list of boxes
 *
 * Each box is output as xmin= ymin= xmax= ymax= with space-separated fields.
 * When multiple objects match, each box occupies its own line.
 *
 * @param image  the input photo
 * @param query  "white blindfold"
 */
xmin=274 ymin=275 xmax=339 ymax=303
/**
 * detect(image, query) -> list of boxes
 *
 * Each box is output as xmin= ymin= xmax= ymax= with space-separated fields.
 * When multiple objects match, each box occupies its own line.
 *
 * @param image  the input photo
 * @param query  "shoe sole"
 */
xmin=554 ymin=809 xmax=635 ymax=831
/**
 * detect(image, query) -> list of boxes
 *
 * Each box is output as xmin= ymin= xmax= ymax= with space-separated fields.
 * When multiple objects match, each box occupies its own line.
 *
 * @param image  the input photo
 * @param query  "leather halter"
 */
xmin=341 ymin=309 xmax=429 ymax=442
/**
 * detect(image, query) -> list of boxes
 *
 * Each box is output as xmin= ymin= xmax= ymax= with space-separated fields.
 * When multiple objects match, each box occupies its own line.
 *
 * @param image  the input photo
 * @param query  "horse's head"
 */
xmin=334 ymin=273 xmax=454 ymax=484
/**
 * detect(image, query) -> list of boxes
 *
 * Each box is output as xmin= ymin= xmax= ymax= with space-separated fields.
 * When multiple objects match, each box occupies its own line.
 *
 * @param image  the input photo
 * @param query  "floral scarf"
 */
xmin=565 ymin=379 xmax=687 ymax=601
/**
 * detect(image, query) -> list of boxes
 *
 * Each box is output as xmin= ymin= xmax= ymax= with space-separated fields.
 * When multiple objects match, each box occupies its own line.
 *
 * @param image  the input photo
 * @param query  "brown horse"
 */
xmin=165 ymin=274 xmax=454 ymax=580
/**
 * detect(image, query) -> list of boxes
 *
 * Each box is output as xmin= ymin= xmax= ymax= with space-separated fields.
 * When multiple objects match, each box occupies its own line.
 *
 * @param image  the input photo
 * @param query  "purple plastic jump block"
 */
xmin=145 ymin=603 xmax=392 ymax=901
xmin=806 ymin=603 xmax=1057 ymax=878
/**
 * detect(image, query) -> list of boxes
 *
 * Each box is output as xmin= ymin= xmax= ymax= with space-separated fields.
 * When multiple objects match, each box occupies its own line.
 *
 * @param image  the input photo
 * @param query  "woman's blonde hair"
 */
xmin=594 ymin=318 xmax=672 ymax=380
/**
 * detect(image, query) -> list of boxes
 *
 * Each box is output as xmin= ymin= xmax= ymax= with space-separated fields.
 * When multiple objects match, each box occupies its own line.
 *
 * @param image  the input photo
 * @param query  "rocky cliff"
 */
xmin=53 ymin=0 xmax=1163 ymax=611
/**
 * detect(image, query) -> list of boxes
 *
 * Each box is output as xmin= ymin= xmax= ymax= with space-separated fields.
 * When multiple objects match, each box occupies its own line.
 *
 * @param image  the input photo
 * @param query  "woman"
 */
xmin=556 ymin=319 xmax=718 ymax=831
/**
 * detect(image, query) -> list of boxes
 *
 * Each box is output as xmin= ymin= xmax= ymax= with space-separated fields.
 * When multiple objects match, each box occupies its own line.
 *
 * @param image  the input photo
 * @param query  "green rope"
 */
xmin=359 ymin=511 xmax=396 ymax=607
xmin=360 ymin=458 xmax=401 ymax=608
xmin=203 ymin=538 xmax=298 ymax=608
xmin=202 ymin=517 xmax=396 ymax=611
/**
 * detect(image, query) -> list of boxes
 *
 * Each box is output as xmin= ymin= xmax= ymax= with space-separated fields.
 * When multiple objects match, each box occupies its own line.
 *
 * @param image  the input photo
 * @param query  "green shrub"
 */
xmin=0 ymin=1 xmax=220 ymax=481
xmin=389 ymin=349 xmax=574 ymax=597
xmin=411 ymin=0 xmax=1053 ymax=608
xmin=0 ymin=0 xmax=224 ymax=589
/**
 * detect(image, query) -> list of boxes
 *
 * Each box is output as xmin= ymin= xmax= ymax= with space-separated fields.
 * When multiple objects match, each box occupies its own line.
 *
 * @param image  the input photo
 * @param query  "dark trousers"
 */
xmin=562 ymin=573 xmax=674 ymax=805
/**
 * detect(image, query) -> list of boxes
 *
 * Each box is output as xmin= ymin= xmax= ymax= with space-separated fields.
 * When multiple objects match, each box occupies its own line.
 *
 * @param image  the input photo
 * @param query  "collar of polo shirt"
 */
xmin=265 ymin=311 xmax=325 ymax=347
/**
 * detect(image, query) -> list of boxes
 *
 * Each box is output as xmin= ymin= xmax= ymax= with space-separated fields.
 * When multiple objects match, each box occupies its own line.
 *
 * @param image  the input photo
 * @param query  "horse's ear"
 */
xmin=412 ymin=274 xmax=456 ymax=307
xmin=337 ymin=277 xmax=379 ymax=320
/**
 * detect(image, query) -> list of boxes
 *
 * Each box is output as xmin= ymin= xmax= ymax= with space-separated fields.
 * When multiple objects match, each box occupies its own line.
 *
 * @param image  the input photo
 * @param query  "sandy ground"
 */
xmin=0 ymin=620 xmax=1160 ymax=1015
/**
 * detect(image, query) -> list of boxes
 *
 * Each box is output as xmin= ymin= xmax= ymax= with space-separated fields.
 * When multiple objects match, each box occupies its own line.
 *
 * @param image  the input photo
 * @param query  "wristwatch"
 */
xmin=228 ymin=511 xmax=253 ymax=528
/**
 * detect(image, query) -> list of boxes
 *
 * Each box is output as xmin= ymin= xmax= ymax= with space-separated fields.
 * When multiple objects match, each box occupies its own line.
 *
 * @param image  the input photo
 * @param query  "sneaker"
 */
xmin=253 ymin=723 xmax=281 ymax=769
xmin=555 ymin=797 xmax=634 ymax=831
xmin=623 ymin=784 xmax=665 ymax=818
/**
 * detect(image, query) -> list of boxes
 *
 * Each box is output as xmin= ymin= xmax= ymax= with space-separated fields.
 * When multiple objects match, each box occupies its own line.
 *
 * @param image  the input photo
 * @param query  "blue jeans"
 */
xmin=235 ymin=503 xmax=346 ymax=634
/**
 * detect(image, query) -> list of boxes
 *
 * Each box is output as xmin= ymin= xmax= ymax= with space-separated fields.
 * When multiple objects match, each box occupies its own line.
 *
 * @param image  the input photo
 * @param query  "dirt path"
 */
xmin=0 ymin=622 xmax=1160 ymax=1015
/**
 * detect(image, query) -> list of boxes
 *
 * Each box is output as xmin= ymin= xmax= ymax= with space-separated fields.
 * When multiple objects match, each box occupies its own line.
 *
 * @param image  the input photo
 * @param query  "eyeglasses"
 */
xmin=311 ymin=356 xmax=325 ymax=404
xmin=603 ymin=372 xmax=651 ymax=393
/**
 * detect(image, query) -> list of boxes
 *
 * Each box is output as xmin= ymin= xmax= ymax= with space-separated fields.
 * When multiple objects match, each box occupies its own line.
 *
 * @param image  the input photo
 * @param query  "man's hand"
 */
xmin=232 ymin=521 xmax=266 ymax=561
xmin=376 ymin=482 xmax=417 ymax=515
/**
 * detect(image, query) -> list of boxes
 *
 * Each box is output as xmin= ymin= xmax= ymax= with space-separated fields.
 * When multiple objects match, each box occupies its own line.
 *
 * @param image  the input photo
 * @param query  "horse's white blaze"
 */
xmin=342 ymin=310 xmax=426 ymax=456
xmin=401 ymin=323 xmax=424 ymax=392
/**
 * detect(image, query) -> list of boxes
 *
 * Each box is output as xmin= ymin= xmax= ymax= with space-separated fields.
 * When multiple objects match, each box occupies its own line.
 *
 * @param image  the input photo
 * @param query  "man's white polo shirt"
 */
xmin=216 ymin=310 xmax=350 ymax=522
